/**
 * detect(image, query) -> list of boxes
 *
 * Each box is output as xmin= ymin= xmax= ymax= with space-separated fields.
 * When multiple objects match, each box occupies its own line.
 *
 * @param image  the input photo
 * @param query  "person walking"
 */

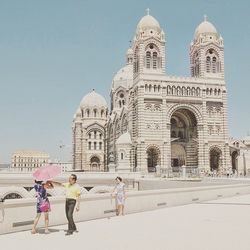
xmin=52 ymin=174 xmax=81 ymax=236
xmin=111 ymin=177 xmax=126 ymax=216
xmin=31 ymin=180 xmax=53 ymax=234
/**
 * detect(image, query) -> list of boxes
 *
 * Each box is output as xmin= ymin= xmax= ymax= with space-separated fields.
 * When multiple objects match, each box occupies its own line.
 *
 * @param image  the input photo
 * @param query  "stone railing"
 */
xmin=1 ymin=183 xmax=250 ymax=235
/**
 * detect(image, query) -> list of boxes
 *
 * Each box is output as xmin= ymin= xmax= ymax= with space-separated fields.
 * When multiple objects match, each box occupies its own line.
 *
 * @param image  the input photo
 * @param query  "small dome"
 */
xmin=116 ymin=132 xmax=132 ymax=145
xmin=243 ymin=135 xmax=250 ymax=146
xmin=112 ymin=64 xmax=133 ymax=90
xmin=80 ymin=90 xmax=107 ymax=108
xmin=194 ymin=17 xmax=218 ymax=38
xmin=136 ymin=14 xmax=161 ymax=34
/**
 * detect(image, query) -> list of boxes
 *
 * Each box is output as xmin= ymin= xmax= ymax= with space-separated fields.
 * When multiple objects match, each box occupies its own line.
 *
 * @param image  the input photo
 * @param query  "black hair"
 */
xmin=115 ymin=176 xmax=122 ymax=182
xmin=35 ymin=180 xmax=43 ymax=185
xmin=71 ymin=174 xmax=77 ymax=181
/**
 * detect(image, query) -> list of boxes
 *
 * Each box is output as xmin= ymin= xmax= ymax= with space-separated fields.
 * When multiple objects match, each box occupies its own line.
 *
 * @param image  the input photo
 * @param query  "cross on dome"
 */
xmin=204 ymin=14 xmax=207 ymax=21
xmin=146 ymin=8 xmax=150 ymax=16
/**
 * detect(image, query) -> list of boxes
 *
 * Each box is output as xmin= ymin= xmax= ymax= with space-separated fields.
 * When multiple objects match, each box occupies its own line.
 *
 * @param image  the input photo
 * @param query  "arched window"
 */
xmin=99 ymin=142 xmax=102 ymax=150
xmin=117 ymin=92 xmax=125 ymax=108
xmin=206 ymin=56 xmax=211 ymax=73
xmin=134 ymin=47 xmax=139 ymax=73
xmin=88 ymin=142 xmax=91 ymax=150
xmin=94 ymin=109 xmax=97 ymax=117
xmin=94 ymin=131 xmax=97 ymax=139
xmin=167 ymin=86 xmax=171 ymax=95
xmin=153 ymin=52 xmax=158 ymax=69
xmin=94 ymin=142 xmax=97 ymax=150
xmin=206 ymin=49 xmax=220 ymax=74
xmin=212 ymin=57 xmax=217 ymax=73
xmin=146 ymin=51 xmax=151 ymax=69
xmin=145 ymin=44 xmax=160 ymax=70
xmin=121 ymin=152 xmax=124 ymax=160
xmin=197 ymin=87 xmax=201 ymax=96
xmin=193 ymin=52 xmax=200 ymax=77
xmin=86 ymin=109 xmax=90 ymax=117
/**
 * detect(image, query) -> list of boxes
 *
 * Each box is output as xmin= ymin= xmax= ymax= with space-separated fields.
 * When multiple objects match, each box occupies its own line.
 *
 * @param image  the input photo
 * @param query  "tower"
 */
xmin=190 ymin=16 xmax=224 ymax=79
xmin=132 ymin=9 xmax=166 ymax=77
xmin=72 ymin=90 xmax=108 ymax=171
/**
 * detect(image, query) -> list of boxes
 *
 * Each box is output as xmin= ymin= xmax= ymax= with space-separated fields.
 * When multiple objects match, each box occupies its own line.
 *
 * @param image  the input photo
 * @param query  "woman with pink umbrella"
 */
xmin=31 ymin=180 xmax=53 ymax=234
xmin=31 ymin=164 xmax=61 ymax=234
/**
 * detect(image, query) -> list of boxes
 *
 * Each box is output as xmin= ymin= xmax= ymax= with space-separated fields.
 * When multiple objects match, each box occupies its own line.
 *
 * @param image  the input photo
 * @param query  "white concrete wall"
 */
xmin=1 ymin=184 xmax=250 ymax=235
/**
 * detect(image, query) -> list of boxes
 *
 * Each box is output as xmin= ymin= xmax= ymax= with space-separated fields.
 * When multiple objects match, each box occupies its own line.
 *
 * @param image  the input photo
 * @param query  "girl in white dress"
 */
xmin=112 ymin=177 xmax=126 ymax=216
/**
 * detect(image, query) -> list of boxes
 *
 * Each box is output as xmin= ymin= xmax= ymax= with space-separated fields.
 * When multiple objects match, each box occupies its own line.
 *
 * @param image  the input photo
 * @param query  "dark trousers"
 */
xmin=65 ymin=198 xmax=77 ymax=232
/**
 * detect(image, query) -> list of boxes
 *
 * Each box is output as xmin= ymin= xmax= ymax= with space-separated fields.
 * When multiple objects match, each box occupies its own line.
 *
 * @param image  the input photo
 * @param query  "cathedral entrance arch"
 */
xmin=210 ymin=147 xmax=222 ymax=171
xmin=170 ymin=108 xmax=198 ymax=169
xmin=90 ymin=156 xmax=101 ymax=171
xmin=146 ymin=146 xmax=160 ymax=172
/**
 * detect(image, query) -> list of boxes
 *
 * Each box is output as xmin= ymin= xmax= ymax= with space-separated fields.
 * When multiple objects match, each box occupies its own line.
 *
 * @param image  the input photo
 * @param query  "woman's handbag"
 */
xmin=40 ymin=200 xmax=50 ymax=212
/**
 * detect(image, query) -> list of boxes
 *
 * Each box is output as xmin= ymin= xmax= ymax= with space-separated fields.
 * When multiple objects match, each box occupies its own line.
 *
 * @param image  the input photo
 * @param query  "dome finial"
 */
xmin=146 ymin=8 xmax=150 ymax=16
xmin=204 ymin=14 xmax=207 ymax=21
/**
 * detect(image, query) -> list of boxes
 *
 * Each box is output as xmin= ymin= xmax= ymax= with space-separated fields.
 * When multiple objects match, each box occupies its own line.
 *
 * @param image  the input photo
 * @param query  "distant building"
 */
xmin=11 ymin=150 xmax=49 ymax=172
xmin=229 ymin=136 xmax=250 ymax=175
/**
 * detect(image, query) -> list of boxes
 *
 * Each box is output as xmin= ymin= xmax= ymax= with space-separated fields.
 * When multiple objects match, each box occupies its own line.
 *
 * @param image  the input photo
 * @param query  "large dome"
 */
xmin=194 ymin=18 xmax=218 ymax=38
xmin=80 ymin=90 xmax=107 ymax=108
xmin=112 ymin=64 xmax=133 ymax=90
xmin=136 ymin=14 xmax=161 ymax=34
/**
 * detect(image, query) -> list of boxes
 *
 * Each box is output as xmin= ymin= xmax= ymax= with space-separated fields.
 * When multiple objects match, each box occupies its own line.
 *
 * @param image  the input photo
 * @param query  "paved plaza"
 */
xmin=1 ymin=193 xmax=250 ymax=250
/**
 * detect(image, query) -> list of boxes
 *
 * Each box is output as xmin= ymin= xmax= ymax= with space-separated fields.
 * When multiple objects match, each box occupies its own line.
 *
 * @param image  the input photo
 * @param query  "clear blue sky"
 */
xmin=0 ymin=0 xmax=249 ymax=163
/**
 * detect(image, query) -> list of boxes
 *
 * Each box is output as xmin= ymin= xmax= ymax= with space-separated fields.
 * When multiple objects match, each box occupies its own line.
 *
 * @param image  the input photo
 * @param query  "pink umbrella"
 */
xmin=33 ymin=164 xmax=62 ymax=181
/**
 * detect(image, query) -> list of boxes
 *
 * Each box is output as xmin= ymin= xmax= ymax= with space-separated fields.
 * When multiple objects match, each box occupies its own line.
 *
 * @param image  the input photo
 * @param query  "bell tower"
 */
xmin=190 ymin=16 xmax=224 ymax=79
xmin=132 ymin=9 xmax=166 ymax=77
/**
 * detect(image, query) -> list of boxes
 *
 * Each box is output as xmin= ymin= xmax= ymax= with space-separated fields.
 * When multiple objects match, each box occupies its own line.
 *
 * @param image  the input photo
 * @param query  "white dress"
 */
xmin=114 ymin=182 xmax=125 ymax=205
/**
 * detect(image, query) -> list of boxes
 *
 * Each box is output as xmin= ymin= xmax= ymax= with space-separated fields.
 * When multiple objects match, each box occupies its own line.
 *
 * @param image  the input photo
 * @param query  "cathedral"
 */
xmin=72 ymin=11 xmax=234 ymax=174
